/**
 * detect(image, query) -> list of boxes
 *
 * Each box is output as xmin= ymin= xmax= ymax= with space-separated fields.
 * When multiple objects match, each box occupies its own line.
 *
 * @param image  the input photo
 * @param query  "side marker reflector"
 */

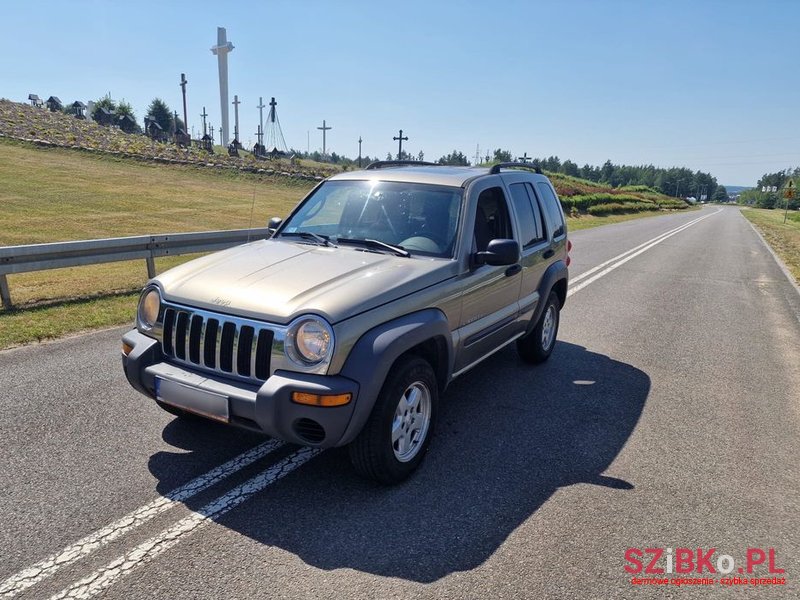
xmin=291 ymin=392 xmax=352 ymax=407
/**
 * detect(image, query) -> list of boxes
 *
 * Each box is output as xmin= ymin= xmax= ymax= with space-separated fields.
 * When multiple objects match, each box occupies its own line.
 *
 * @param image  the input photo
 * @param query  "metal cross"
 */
xmin=358 ymin=136 xmax=363 ymax=168
xmin=317 ymin=119 xmax=332 ymax=155
xmin=200 ymin=106 xmax=208 ymax=135
xmin=393 ymin=129 xmax=408 ymax=159
xmin=257 ymin=97 xmax=265 ymax=144
xmin=179 ymin=73 xmax=188 ymax=134
xmin=518 ymin=152 xmax=530 ymax=163
xmin=232 ymin=95 xmax=241 ymax=144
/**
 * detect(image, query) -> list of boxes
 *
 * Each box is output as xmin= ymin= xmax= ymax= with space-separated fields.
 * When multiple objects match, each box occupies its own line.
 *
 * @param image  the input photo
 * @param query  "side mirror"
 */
xmin=267 ymin=217 xmax=282 ymax=236
xmin=475 ymin=239 xmax=519 ymax=266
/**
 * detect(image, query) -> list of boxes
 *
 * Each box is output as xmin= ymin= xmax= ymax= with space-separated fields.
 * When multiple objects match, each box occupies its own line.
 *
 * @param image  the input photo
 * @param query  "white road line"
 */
xmin=567 ymin=208 xmax=722 ymax=298
xmin=0 ymin=440 xmax=283 ymax=598
xmin=49 ymin=447 xmax=321 ymax=600
xmin=569 ymin=211 xmax=717 ymax=286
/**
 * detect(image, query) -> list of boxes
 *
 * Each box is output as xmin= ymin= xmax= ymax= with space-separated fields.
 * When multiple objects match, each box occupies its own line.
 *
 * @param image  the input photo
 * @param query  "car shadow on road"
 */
xmin=150 ymin=341 xmax=649 ymax=583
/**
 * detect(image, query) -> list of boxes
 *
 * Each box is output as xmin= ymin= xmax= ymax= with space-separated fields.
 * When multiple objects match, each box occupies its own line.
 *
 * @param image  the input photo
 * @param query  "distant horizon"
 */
xmin=3 ymin=1 xmax=798 ymax=187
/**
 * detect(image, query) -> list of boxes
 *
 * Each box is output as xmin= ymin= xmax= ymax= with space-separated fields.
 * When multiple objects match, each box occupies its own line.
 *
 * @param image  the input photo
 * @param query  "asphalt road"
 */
xmin=1 ymin=205 xmax=798 ymax=599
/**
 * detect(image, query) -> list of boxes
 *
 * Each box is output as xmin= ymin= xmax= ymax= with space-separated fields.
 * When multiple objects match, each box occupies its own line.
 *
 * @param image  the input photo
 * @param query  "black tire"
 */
xmin=517 ymin=291 xmax=561 ymax=364
xmin=349 ymin=355 xmax=438 ymax=485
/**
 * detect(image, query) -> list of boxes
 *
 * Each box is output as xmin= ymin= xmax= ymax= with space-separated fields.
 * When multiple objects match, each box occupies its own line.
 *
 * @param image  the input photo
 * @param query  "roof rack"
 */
xmin=364 ymin=160 xmax=439 ymax=170
xmin=489 ymin=162 xmax=543 ymax=175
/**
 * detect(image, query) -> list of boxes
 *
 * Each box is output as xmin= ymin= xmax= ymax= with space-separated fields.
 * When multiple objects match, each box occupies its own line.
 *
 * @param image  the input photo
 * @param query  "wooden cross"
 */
xmin=393 ymin=129 xmax=408 ymax=159
xmin=269 ymin=97 xmax=278 ymax=122
xmin=200 ymin=106 xmax=208 ymax=135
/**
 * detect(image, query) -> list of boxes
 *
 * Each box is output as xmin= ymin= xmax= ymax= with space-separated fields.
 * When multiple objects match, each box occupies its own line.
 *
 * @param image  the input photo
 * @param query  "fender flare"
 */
xmin=336 ymin=308 xmax=452 ymax=445
xmin=529 ymin=260 xmax=569 ymax=332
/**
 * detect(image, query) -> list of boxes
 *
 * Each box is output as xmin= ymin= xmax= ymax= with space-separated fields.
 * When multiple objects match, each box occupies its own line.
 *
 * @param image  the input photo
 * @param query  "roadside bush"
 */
xmin=619 ymin=184 xmax=659 ymax=193
xmin=587 ymin=202 xmax=660 ymax=216
xmin=561 ymin=193 xmax=651 ymax=212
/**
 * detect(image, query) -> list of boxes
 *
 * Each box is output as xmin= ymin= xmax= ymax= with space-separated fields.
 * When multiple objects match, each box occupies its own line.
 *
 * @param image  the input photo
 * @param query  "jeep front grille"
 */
xmin=161 ymin=306 xmax=275 ymax=382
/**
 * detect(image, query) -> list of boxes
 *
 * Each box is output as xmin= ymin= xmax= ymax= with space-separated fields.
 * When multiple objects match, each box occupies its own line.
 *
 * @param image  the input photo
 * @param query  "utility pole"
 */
xmin=393 ymin=129 xmax=408 ymax=159
xmin=358 ymin=136 xmax=363 ymax=168
xmin=317 ymin=119 xmax=332 ymax=156
xmin=179 ymin=73 xmax=188 ymax=135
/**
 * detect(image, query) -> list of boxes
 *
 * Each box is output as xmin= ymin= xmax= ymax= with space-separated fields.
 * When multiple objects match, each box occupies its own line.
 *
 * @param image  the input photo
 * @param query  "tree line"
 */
xmin=737 ymin=167 xmax=799 ymax=210
xmin=436 ymin=149 xmax=720 ymax=199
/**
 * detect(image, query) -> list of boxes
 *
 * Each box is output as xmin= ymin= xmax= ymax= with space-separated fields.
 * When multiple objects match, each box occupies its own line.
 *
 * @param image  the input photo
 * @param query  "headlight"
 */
xmin=137 ymin=287 xmax=161 ymax=330
xmin=286 ymin=316 xmax=333 ymax=366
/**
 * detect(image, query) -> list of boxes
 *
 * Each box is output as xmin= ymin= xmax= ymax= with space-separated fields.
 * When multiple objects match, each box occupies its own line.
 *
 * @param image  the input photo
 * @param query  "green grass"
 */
xmin=0 ymin=293 xmax=138 ymax=349
xmin=0 ymin=139 xmax=313 ymax=245
xmin=741 ymin=207 xmax=800 ymax=283
xmin=0 ymin=139 xmax=315 ymax=348
xmin=0 ymin=139 xmax=314 ymax=306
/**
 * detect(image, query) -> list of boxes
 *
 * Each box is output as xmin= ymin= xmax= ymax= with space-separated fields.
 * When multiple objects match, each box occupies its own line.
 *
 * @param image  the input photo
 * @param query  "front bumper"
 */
xmin=121 ymin=329 xmax=360 ymax=448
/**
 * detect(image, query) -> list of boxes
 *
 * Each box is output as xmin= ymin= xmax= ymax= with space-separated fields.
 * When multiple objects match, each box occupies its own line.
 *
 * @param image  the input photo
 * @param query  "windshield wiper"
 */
xmin=279 ymin=231 xmax=336 ymax=247
xmin=337 ymin=238 xmax=410 ymax=258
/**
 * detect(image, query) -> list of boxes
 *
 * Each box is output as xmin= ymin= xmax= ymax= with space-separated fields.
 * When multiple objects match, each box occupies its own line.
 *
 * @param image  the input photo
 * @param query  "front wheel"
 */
xmin=517 ymin=291 xmax=561 ymax=364
xmin=349 ymin=355 xmax=437 ymax=484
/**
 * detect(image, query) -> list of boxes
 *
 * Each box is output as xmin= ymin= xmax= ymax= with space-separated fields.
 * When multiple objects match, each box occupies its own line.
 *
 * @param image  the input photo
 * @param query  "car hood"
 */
xmin=155 ymin=238 xmax=457 ymax=324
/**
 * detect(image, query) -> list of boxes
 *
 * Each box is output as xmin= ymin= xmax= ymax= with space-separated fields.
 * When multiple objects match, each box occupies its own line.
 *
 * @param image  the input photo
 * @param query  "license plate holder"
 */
xmin=155 ymin=377 xmax=229 ymax=423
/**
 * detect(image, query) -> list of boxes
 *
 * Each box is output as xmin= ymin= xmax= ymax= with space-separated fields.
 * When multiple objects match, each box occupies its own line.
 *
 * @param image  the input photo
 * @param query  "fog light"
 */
xmin=122 ymin=342 xmax=134 ymax=356
xmin=291 ymin=392 xmax=352 ymax=407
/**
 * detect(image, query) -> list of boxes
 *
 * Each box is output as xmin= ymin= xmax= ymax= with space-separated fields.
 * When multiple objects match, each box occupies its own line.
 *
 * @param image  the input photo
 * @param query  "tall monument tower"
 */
xmin=210 ymin=27 xmax=234 ymax=146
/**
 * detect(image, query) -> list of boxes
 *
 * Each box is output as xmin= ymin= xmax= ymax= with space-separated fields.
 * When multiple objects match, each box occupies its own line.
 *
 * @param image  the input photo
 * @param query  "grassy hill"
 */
xmin=0 ymin=99 xmax=339 ymax=181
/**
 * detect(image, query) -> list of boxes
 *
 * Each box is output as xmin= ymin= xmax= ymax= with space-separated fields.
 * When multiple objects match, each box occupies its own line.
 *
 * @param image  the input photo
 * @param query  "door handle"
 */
xmin=505 ymin=264 xmax=522 ymax=277
xmin=543 ymin=249 xmax=555 ymax=259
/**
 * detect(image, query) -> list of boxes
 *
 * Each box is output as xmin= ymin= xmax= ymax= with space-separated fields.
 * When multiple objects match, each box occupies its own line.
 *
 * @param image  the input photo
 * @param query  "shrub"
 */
xmin=587 ymin=202 xmax=660 ymax=216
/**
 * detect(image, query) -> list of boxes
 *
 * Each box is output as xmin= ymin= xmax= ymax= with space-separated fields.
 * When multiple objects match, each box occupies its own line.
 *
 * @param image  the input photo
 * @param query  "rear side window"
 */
xmin=537 ymin=182 xmax=565 ymax=238
xmin=508 ymin=183 xmax=545 ymax=247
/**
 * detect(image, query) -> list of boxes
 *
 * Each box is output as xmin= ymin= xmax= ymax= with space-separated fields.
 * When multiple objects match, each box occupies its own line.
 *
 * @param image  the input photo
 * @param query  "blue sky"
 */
xmin=2 ymin=0 xmax=798 ymax=186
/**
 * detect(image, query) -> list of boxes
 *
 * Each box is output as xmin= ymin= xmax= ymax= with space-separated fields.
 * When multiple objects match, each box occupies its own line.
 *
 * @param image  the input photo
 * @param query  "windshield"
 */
xmin=278 ymin=180 xmax=462 ymax=257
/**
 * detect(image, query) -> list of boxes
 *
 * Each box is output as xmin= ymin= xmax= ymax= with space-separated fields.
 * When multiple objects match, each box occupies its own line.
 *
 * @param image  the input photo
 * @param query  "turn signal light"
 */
xmin=122 ymin=342 xmax=134 ymax=356
xmin=291 ymin=392 xmax=352 ymax=407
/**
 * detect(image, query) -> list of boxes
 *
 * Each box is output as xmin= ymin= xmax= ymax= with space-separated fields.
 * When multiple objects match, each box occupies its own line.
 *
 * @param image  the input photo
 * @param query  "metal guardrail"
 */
xmin=0 ymin=227 xmax=272 ymax=309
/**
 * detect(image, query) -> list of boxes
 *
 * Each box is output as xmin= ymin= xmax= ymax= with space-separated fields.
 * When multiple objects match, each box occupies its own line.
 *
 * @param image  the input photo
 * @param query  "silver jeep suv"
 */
xmin=122 ymin=162 xmax=570 ymax=483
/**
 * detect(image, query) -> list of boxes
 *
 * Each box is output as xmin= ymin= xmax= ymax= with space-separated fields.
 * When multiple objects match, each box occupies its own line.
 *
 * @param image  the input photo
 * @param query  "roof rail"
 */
xmin=489 ymin=162 xmax=543 ymax=175
xmin=365 ymin=160 xmax=439 ymax=170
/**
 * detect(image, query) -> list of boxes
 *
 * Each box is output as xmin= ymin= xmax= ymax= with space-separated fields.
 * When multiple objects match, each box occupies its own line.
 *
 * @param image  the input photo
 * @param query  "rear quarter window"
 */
xmin=537 ymin=182 xmax=565 ymax=238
